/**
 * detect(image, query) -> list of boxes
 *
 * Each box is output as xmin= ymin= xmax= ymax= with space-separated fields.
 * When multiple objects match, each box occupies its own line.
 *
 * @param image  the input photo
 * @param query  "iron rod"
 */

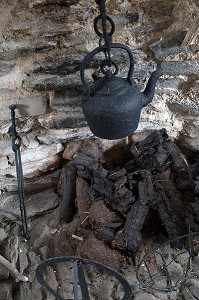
xmin=9 ymin=105 xmax=29 ymax=240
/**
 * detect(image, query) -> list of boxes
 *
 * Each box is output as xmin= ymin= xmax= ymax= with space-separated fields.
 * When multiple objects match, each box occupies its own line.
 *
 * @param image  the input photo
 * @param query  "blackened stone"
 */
xmin=31 ymin=0 xmax=79 ymax=6
xmin=26 ymin=74 xmax=82 ymax=92
xmin=0 ymin=41 xmax=56 ymax=60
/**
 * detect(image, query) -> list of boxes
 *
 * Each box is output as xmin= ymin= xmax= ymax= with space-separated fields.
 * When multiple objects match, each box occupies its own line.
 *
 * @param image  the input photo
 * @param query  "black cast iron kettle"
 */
xmin=80 ymin=43 xmax=163 ymax=140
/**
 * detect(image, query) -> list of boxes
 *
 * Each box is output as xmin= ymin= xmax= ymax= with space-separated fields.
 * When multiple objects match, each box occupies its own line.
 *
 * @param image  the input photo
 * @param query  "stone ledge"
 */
xmin=50 ymin=94 xmax=82 ymax=107
xmin=37 ymin=127 xmax=92 ymax=144
xmin=38 ymin=110 xmax=86 ymax=129
xmin=0 ymin=41 xmax=57 ymax=61
xmin=0 ymin=169 xmax=60 ymax=193
xmin=19 ymin=144 xmax=63 ymax=164
xmin=0 ymin=189 xmax=59 ymax=218
xmin=25 ymin=74 xmax=83 ymax=92
xmin=29 ymin=0 xmax=79 ymax=7
xmin=0 ymin=154 xmax=62 ymax=179
xmin=0 ymin=96 xmax=47 ymax=121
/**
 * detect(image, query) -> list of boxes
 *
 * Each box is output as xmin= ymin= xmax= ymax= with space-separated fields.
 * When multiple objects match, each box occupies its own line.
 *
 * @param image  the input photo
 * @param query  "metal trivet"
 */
xmin=136 ymin=232 xmax=199 ymax=292
xmin=9 ymin=105 xmax=29 ymax=240
xmin=36 ymin=256 xmax=132 ymax=300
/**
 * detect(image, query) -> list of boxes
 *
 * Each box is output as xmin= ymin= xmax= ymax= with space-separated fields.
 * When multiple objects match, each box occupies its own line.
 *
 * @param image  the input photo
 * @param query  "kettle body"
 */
xmin=82 ymin=74 xmax=143 ymax=139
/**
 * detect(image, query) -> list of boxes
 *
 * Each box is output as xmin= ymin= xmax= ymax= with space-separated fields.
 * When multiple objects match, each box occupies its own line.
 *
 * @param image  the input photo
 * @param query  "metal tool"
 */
xmin=36 ymin=256 xmax=132 ymax=300
xmin=9 ymin=105 xmax=29 ymax=240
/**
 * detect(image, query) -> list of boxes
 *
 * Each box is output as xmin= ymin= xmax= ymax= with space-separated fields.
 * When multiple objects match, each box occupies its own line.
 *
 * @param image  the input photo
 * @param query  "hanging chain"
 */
xmin=80 ymin=0 xmax=135 ymax=82
xmin=94 ymin=0 xmax=116 ymax=71
xmin=9 ymin=105 xmax=29 ymax=240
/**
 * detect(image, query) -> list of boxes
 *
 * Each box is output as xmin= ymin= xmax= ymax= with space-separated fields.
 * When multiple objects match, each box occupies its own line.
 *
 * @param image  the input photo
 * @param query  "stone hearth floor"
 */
xmin=0 ymin=185 xmax=199 ymax=300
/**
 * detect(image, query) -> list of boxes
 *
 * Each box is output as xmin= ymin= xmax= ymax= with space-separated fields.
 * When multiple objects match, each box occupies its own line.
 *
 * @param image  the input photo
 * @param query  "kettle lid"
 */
xmin=92 ymin=74 xmax=130 ymax=95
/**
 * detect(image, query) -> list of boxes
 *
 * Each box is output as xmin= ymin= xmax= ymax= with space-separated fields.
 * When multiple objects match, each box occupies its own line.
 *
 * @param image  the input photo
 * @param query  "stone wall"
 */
xmin=0 ymin=0 xmax=198 ymax=187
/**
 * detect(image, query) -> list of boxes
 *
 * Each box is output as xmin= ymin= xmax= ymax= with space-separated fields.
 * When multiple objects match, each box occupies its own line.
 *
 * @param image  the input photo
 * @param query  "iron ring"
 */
xmin=100 ymin=59 xmax=118 ymax=75
xmin=94 ymin=15 xmax=115 ymax=37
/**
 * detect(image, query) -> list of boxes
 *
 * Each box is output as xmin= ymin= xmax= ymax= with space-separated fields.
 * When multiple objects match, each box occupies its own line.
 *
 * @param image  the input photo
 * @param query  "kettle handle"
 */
xmin=80 ymin=43 xmax=135 ymax=89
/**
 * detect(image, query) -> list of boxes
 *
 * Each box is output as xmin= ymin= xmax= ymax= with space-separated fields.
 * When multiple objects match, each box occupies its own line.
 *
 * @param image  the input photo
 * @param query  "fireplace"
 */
xmin=0 ymin=0 xmax=198 ymax=299
xmin=56 ymin=129 xmax=199 ymax=259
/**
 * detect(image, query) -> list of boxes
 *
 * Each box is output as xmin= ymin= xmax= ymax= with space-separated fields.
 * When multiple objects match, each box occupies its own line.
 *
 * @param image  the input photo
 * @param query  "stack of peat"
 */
xmin=58 ymin=129 xmax=199 ymax=255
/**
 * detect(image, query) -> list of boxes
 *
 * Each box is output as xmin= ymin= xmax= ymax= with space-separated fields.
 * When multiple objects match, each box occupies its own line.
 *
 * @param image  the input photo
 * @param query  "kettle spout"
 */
xmin=142 ymin=68 xmax=164 ymax=107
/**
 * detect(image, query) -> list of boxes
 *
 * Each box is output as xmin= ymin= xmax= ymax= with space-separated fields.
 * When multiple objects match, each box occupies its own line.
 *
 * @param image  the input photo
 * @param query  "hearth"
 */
xmin=58 ymin=128 xmax=196 ymax=257
xmin=1 ymin=129 xmax=199 ymax=299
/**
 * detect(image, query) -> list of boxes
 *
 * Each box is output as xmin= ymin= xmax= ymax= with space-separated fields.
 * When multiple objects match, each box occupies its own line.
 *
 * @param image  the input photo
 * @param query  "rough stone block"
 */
xmin=50 ymin=92 xmax=82 ymax=107
xmin=149 ymin=31 xmax=187 ymax=58
xmin=37 ymin=127 xmax=92 ymax=145
xmin=132 ymin=19 xmax=175 ymax=37
xmin=0 ymin=282 xmax=13 ymax=299
xmin=0 ymin=88 xmax=14 ymax=94
xmin=0 ymin=41 xmax=56 ymax=60
xmin=0 ymin=96 xmax=47 ymax=121
xmin=19 ymin=144 xmax=63 ymax=164
xmin=7 ymin=143 xmax=63 ymax=166
xmin=25 ymin=74 xmax=82 ymax=92
xmin=62 ymin=140 xmax=82 ymax=160
xmin=156 ymin=78 xmax=185 ymax=93
xmin=0 ymin=169 xmax=60 ymax=193
xmin=0 ymin=140 xmax=13 ymax=156
xmin=38 ymin=111 xmax=86 ymax=129
xmin=0 ymin=63 xmax=15 ymax=77
xmin=0 ymin=189 xmax=59 ymax=218
xmin=1 ymin=154 xmax=62 ymax=178
xmin=0 ymin=156 xmax=9 ymax=170
xmin=134 ymin=292 xmax=159 ymax=300
xmin=0 ymin=122 xmax=10 ymax=135
xmin=32 ymin=53 xmax=85 ymax=75
xmin=162 ymin=60 xmax=199 ymax=75
xmin=30 ymin=0 xmax=79 ymax=7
